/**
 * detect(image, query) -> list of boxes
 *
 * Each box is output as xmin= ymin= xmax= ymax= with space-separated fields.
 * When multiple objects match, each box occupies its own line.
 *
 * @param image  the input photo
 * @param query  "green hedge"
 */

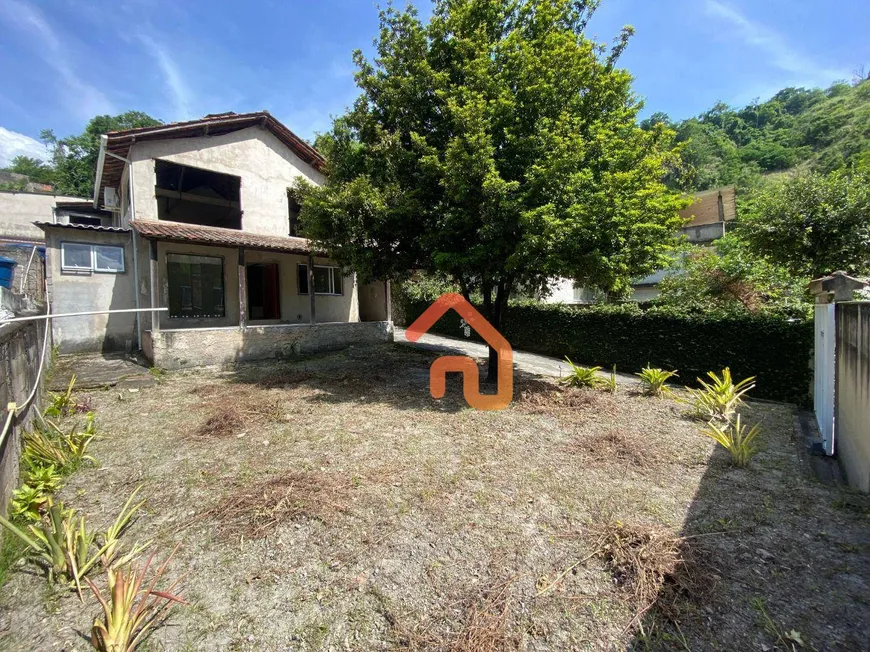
xmin=400 ymin=299 xmax=813 ymax=405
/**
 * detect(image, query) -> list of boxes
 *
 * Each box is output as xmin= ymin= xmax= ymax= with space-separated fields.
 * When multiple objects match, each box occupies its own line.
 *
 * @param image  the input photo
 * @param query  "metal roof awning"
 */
xmin=130 ymin=220 xmax=314 ymax=255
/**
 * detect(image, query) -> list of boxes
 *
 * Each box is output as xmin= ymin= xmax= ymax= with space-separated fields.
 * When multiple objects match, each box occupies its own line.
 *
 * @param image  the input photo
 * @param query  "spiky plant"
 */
xmin=601 ymin=366 xmax=618 ymax=394
xmin=636 ymin=365 xmax=678 ymax=397
xmin=26 ymin=464 xmax=63 ymax=494
xmin=10 ymin=484 xmax=49 ymax=522
xmin=688 ymin=368 xmax=756 ymax=422
xmin=44 ymin=374 xmax=77 ymax=418
xmin=700 ymin=414 xmax=761 ymax=467
xmin=100 ymin=486 xmax=151 ymax=567
xmin=560 ymin=358 xmax=606 ymax=389
xmin=87 ymin=546 xmax=187 ymax=652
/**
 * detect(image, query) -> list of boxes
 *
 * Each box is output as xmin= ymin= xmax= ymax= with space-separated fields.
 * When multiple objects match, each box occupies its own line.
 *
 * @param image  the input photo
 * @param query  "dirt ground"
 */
xmin=1 ymin=344 xmax=868 ymax=651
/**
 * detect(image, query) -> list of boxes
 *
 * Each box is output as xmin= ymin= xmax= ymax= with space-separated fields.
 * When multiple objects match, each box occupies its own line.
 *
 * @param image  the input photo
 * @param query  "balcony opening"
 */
xmin=155 ymin=160 xmax=242 ymax=230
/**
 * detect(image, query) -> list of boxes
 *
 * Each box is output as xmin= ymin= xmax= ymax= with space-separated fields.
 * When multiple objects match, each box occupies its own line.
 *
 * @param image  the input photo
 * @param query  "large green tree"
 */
xmin=298 ymin=0 xmax=687 ymax=378
xmin=1 ymin=155 xmax=56 ymax=185
xmin=738 ymin=169 xmax=870 ymax=279
xmin=42 ymin=111 xmax=161 ymax=197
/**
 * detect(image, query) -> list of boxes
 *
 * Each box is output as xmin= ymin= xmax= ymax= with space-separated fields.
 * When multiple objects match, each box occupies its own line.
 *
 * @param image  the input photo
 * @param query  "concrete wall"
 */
xmin=148 ymin=321 xmax=393 ymax=370
xmin=125 ymin=126 xmax=326 ymax=235
xmin=359 ymin=281 xmax=389 ymax=321
xmin=151 ymin=241 xmax=357 ymax=330
xmin=836 ymin=302 xmax=870 ymax=492
xmin=0 ymin=319 xmax=47 ymax=515
xmin=44 ymin=228 xmax=137 ymax=353
xmin=0 ymin=243 xmax=44 ymax=301
xmin=0 ymin=191 xmax=86 ymax=242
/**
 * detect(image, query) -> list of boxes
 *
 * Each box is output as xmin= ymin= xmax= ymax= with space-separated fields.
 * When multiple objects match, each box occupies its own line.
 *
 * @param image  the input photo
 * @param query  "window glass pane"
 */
xmin=298 ymin=264 xmax=309 ymax=294
xmin=93 ymin=245 xmax=124 ymax=272
xmin=62 ymin=243 xmax=91 ymax=269
xmin=167 ymin=254 xmax=224 ymax=318
xmin=331 ymin=269 xmax=343 ymax=295
xmin=313 ymin=266 xmax=331 ymax=294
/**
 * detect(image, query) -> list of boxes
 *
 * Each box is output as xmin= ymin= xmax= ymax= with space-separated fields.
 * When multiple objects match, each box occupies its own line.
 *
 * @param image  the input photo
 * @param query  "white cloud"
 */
xmin=0 ymin=127 xmax=50 ymax=168
xmin=705 ymin=0 xmax=847 ymax=87
xmin=138 ymin=35 xmax=193 ymax=121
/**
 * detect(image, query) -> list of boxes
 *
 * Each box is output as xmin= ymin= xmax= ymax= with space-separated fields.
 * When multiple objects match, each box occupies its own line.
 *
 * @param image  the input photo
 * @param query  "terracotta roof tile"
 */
xmin=131 ymin=220 xmax=313 ymax=255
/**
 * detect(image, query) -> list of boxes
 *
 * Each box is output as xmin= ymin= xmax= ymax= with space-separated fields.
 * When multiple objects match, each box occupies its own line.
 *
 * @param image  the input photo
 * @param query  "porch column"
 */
xmin=149 ymin=239 xmax=160 ymax=332
xmin=385 ymin=280 xmax=392 ymax=322
xmin=238 ymin=248 xmax=247 ymax=330
xmin=307 ymin=251 xmax=316 ymax=324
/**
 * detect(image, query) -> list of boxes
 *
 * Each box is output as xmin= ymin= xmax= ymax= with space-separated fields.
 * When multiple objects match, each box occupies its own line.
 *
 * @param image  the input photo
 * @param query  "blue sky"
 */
xmin=0 ymin=0 xmax=866 ymax=166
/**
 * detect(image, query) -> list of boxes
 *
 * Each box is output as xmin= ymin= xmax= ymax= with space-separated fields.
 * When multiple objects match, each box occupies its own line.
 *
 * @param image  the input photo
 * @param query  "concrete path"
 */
xmin=50 ymin=353 xmax=156 ymax=391
xmin=394 ymin=328 xmax=637 ymax=384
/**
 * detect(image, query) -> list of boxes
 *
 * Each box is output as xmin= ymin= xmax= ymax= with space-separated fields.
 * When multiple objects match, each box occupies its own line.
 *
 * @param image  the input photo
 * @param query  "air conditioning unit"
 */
xmin=104 ymin=187 xmax=120 ymax=209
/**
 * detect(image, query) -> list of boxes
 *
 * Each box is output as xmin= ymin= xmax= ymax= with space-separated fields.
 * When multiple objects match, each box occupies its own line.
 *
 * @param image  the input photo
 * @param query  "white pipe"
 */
xmin=18 ymin=245 xmax=37 ymax=295
xmin=0 ymin=307 xmax=166 ymax=325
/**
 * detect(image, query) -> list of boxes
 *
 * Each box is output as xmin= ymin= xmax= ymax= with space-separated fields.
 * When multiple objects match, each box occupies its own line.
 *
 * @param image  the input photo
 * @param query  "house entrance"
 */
xmin=247 ymin=263 xmax=280 ymax=320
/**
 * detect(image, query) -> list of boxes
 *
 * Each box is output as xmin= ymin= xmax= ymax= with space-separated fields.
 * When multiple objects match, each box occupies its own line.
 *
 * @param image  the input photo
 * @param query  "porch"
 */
xmin=132 ymin=219 xmax=393 ymax=369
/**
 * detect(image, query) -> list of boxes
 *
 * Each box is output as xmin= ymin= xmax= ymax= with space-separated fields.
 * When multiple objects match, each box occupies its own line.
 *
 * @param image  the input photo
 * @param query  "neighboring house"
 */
xmin=542 ymin=186 xmax=737 ymax=305
xmin=36 ymin=111 xmax=392 ymax=366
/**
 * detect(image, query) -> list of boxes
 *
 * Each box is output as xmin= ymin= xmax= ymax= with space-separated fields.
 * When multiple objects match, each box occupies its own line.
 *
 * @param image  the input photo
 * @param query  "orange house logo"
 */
xmin=405 ymin=293 xmax=513 ymax=410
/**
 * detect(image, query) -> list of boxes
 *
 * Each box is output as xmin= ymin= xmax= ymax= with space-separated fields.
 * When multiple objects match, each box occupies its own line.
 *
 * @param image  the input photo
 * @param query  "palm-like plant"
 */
xmin=688 ymin=368 xmax=756 ymax=421
xmin=560 ymin=358 xmax=606 ymax=389
xmin=636 ymin=365 xmax=678 ymax=397
xmin=87 ymin=546 xmax=187 ymax=652
xmin=700 ymin=414 xmax=761 ymax=467
xmin=100 ymin=486 xmax=150 ymax=567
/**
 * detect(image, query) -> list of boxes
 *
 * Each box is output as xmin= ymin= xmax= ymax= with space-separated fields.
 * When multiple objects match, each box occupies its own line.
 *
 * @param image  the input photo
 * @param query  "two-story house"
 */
xmin=36 ymin=112 xmax=392 ymax=367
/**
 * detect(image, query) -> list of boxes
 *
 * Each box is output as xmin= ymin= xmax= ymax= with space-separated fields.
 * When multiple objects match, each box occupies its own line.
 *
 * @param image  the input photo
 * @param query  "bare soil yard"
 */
xmin=1 ymin=344 xmax=868 ymax=651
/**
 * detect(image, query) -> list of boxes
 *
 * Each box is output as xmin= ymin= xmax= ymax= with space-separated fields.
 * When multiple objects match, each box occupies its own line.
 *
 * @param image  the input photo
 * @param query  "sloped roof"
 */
xmin=96 ymin=111 xmax=325 ymax=208
xmin=35 ymin=221 xmax=129 ymax=233
xmin=130 ymin=220 xmax=313 ymax=255
xmin=679 ymin=186 xmax=737 ymax=226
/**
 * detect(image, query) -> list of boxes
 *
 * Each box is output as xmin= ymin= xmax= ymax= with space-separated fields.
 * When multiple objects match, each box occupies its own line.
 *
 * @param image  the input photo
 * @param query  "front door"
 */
xmin=247 ymin=263 xmax=280 ymax=320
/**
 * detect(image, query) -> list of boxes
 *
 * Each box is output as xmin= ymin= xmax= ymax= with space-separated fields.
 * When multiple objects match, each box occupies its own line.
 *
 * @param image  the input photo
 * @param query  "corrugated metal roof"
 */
xmin=34 ymin=222 xmax=130 ymax=233
xmin=130 ymin=220 xmax=313 ymax=255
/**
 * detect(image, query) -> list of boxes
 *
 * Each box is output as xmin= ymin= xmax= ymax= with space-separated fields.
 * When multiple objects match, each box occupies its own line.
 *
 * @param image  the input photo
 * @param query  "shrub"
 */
xmin=687 ymin=368 xmax=756 ymax=422
xmin=10 ymin=485 xmax=49 ymax=522
xmin=399 ymin=298 xmax=811 ymax=404
xmin=560 ymin=359 xmax=605 ymax=389
xmin=700 ymin=414 xmax=761 ymax=467
xmin=636 ymin=365 xmax=678 ymax=397
xmin=44 ymin=375 xmax=78 ymax=418
xmin=602 ymin=366 xmax=618 ymax=394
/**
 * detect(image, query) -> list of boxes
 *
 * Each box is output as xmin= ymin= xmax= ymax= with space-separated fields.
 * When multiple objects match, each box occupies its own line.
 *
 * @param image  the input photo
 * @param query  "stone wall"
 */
xmin=148 ymin=321 xmax=394 ymax=370
xmin=0 ymin=243 xmax=44 ymax=301
xmin=0 ymin=319 xmax=47 ymax=515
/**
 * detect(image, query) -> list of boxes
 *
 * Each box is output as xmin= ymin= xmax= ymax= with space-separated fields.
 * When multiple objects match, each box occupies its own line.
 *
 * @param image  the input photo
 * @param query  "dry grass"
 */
xmin=192 ymin=472 xmax=351 ymax=540
xmin=515 ymin=377 xmax=616 ymax=414
xmin=188 ymin=385 xmax=284 ymax=440
xmin=563 ymin=428 xmax=658 ymax=470
xmin=450 ymin=576 xmax=516 ymax=652
xmin=590 ymin=519 xmax=708 ymax=624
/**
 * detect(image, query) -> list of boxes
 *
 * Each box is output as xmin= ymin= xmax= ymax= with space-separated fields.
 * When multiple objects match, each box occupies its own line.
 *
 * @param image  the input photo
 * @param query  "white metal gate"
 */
xmin=814 ymin=304 xmax=836 ymax=454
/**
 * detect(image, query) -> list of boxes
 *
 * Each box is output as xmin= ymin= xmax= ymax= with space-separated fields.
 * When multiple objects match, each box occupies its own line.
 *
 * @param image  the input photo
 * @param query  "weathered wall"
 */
xmin=0 ymin=319 xmax=47 ymax=514
xmin=0 ymin=191 xmax=86 ymax=241
xmin=126 ymin=126 xmax=325 ymax=235
xmin=44 ymin=228 xmax=137 ymax=353
xmin=836 ymin=302 xmax=870 ymax=492
xmin=149 ymin=321 xmax=393 ymax=370
xmin=359 ymin=281 xmax=389 ymax=321
xmin=153 ymin=241 xmax=357 ymax=330
xmin=0 ymin=243 xmax=44 ymax=301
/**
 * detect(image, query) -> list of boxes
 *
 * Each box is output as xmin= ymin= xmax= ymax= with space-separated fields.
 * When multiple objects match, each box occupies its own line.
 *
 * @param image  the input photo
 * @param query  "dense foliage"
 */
xmin=1 ymin=155 xmax=56 ymax=186
xmin=737 ymin=169 xmax=870 ymax=279
xmin=40 ymin=112 xmax=161 ymax=197
xmin=298 ymin=0 xmax=689 ymax=378
xmin=644 ymin=80 xmax=870 ymax=191
xmin=398 ymin=294 xmax=813 ymax=404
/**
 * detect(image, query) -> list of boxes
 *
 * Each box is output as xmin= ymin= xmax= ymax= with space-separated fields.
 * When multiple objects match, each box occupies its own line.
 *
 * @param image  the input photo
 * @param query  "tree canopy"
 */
xmin=1 ymin=155 xmax=56 ymax=186
xmin=299 ymin=0 xmax=687 ymax=375
xmin=42 ymin=111 xmax=161 ymax=197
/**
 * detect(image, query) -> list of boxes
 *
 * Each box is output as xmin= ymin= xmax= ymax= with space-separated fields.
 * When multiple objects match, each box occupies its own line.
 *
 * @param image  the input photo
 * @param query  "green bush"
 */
xmin=399 ymin=299 xmax=812 ymax=404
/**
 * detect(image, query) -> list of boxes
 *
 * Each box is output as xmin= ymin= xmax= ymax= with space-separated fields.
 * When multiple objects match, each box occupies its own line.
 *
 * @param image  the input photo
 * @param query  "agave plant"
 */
xmin=688 ymin=368 xmax=756 ymax=422
xmin=700 ymin=414 xmax=761 ymax=467
xmin=0 ymin=499 xmax=108 ymax=598
xmin=87 ymin=546 xmax=187 ymax=652
xmin=636 ymin=365 xmax=678 ymax=397
xmin=560 ymin=358 xmax=606 ymax=389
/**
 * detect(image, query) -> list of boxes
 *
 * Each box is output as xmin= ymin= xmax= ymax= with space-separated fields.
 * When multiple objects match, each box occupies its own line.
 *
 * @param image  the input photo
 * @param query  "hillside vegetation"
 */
xmin=643 ymin=79 xmax=870 ymax=191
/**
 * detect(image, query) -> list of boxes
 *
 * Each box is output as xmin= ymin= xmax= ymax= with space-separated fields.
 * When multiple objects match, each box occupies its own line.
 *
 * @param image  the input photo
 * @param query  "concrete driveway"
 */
xmin=394 ymin=327 xmax=637 ymax=384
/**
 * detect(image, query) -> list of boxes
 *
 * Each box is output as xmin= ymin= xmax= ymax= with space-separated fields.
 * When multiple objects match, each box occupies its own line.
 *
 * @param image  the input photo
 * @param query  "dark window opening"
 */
xmin=167 ymin=253 xmax=225 ymax=319
xmin=247 ymin=263 xmax=281 ymax=320
xmin=155 ymin=160 xmax=242 ymax=230
xmin=68 ymin=215 xmax=103 ymax=226
xmin=288 ymin=192 xmax=301 ymax=237
xmin=297 ymin=264 xmax=343 ymax=295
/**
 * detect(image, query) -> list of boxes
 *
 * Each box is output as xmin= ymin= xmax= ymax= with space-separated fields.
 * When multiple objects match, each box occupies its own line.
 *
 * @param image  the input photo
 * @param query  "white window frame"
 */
xmin=297 ymin=264 xmax=343 ymax=296
xmin=60 ymin=242 xmax=125 ymax=274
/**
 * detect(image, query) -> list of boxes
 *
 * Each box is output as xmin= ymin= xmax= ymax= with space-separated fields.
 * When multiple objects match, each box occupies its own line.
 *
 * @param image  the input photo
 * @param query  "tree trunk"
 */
xmin=486 ymin=279 xmax=511 ymax=383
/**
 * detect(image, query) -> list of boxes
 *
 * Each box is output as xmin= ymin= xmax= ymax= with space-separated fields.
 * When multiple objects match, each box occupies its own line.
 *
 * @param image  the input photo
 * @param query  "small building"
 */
xmin=37 ymin=111 xmax=392 ymax=366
